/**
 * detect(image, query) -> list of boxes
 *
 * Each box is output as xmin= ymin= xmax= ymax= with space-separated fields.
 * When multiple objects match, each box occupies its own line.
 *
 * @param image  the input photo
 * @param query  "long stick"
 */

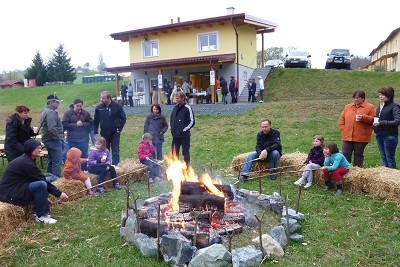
xmin=230 ymin=157 xmax=261 ymax=169
xmin=295 ymin=185 xmax=302 ymax=214
xmin=234 ymin=168 xmax=319 ymax=185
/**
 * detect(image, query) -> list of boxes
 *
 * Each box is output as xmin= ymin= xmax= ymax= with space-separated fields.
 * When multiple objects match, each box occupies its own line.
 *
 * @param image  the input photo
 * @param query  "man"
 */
xmin=258 ymin=76 xmax=265 ymax=103
xmin=182 ymin=79 xmax=190 ymax=100
xmin=240 ymin=119 xmax=282 ymax=181
xmin=170 ymin=91 xmax=195 ymax=168
xmin=0 ymin=139 xmax=69 ymax=224
xmin=40 ymin=94 xmax=64 ymax=177
xmin=229 ymin=76 xmax=236 ymax=103
xmin=165 ymin=81 xmax=172 ymax=105
xmin=94 ymin=91 xmax=126 ymax=165
xmin=120 ymin=82 xmax=128 ymax=106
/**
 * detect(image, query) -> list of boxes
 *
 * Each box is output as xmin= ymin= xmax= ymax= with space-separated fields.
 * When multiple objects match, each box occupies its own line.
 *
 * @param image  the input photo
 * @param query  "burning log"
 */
xmin=222 ymin=213 xmax=246 ymax=224
xmin=215 ymin=223 xmax=243 ymax=235
xmin=179 ymin=194 xmax=225 ymax=213
xmin=180 ymin=231 xmax=211 ymax=248
xmin=180 ymin=181 xmax=233 ymax=200
xmin=139 ymin=218 xmax=169 ymax=238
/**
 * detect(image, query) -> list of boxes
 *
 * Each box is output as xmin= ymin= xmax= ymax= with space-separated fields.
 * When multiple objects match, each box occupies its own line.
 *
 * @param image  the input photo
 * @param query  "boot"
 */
xmin=323 ymin=180 xmax=332 ymax=192
xmin=336 ymin=183 xmax=343 ymax=196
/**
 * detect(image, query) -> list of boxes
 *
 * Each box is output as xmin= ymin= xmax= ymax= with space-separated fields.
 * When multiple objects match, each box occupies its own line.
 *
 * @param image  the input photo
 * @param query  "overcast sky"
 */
xmin=1 ymin=0 xmax=399 ymax=72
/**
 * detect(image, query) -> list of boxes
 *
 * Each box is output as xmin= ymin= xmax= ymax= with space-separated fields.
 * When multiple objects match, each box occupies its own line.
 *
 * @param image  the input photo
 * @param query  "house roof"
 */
xmin=110 ymin=13 xmax=277 ymax=42
xmin=369 ymin=26 xmax=400 ymax=56
xmin=0 ymin=79 xmax=23 ymax=86
xmin=106 ymin=53 xmax=236 ymax=73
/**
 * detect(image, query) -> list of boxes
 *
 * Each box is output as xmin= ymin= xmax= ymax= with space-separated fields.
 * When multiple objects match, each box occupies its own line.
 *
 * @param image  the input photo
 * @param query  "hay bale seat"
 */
xmin=0 ymin=202 xmax=25 ymax=240
xmin=231 ymin=152 xmax=400 ymax=205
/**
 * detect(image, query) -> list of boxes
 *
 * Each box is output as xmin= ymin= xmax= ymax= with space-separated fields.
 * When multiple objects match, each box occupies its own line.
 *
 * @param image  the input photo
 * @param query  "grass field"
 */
xmin=0 ymin=69 xmax=400 ymax=266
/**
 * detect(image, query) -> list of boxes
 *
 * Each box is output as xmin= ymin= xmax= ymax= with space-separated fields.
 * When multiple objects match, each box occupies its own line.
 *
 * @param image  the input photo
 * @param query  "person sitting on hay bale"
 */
xmin=137 ymin=133 xmax=160 ymax=183
xmin=320 ymin=142 xmax=350 ymax=196
xmin=0 ymin=139 xmax=69 ymax=224
xmin=240 ymin=119 xmax=282 ymax=181
xmin=63 ymin=147 xmax=99 ymax=197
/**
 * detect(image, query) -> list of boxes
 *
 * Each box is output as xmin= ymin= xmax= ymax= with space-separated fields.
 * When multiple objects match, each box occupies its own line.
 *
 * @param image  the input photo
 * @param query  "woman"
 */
xmin=339 ymin=90 xmax=376 ymax=167
xmin=373 ymin=86 xmax=400 ymax=169
xmin=219 ymin=76 xmax=228 ymax=104
xmin=143 ymin=104 xmax=168 ymax=160
xmin=62 ymin=98 xmax=93 ymax=170
xmin=5 ymin=105 xmax=36 ymax=162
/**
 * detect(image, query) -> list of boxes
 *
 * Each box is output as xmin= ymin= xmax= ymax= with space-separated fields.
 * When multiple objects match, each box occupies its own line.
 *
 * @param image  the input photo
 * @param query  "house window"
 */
xmin=198 ymin=32 xmax=218 ymax=52
xmin=143 ymin=40 xmax=159 ymax=58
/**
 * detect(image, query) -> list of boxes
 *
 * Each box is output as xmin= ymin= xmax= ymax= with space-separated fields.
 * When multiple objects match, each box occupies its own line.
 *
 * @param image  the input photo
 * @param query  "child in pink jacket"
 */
xmin=137 ymin=133 xmax=159 ymax=183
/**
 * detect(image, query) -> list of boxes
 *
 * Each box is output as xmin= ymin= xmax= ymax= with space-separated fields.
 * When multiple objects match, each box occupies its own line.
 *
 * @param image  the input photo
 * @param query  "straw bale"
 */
xmin=48 ymin=178 xmax=86 ymax=202
xmin=365 ymin=167 xmax=400 ymax=204
xmin=118 ymin=158 xmax=148 ymax=183
xmin=0 ymin=202 xmax=25 ymax=240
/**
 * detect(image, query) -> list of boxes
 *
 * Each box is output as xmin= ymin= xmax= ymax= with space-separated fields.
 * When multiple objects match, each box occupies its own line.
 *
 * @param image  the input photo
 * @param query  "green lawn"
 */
xmin=0 ymin=69 xmax=399 ymax=266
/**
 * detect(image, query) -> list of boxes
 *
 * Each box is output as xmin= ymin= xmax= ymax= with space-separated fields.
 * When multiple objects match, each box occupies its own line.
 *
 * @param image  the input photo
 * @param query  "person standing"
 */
xmin=258 ymin=76 xmax=265 ymax=103
xmin=339 ymin=91 xmax=376 ymax=167
xmin=170 ymin=91 xmax=195 ymax=168
xmin=120 ymin=82 xmax=128 ymax=106
xmin=240 ymin=119 xmax=282 ymax=181
xmin=94 ymin=91 xmax=126 ymax=166
xmin=40 ymin=94 xmax=64 ymax=178
xmin=127 ymin=81 xmax=134 ymax=107
xmin=62 ymin=98 xmax=93 ymax=170
xmin=219 ymin=76 xmax=228 ymax=104
xmin=5 ymin=105 xmax=37 ymax=162
xmin=229 ymin=76 xmax=236 ymax=104
xmin=165 ymin=81 xmax=172 ymax=105
xmin=151 ymin=85 xmax=158 ymax=105
xmin=373 ymin=86 xmax=400 ymax=169
xmin=182 ymin=79 xmax=190 ymax=101
xmin=144 ymin=104 xmax=168 ymax=160
xmin=0 ymin=139 xmax=69 ymax=224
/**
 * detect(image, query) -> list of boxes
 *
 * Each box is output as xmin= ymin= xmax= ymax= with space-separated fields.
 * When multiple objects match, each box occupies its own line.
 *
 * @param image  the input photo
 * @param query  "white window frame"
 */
xmin=198 ymin=32 xmax=218 ymax=52
xmin=142 ymin=40 xmax=159 ymax=58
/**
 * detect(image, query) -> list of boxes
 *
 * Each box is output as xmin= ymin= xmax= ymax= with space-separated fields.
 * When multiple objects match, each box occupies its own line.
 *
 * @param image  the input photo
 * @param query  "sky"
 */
xmin=1 ymin=0 xmax=399 ymax=72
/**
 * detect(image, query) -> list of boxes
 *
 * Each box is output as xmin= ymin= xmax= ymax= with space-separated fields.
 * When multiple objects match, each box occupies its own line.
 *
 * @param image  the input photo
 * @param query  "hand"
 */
xmin=59 ymin=192 xmax=69 ymax=201
xmin=373 ymin=122 xmax=380 ymax=126
xmin=101 ymin=158 xmax=106 ymax=163
xmin=259 ymin=150 xmax=268 ymax=160
xmin=77 ymin=120 xmax=83 ymax=126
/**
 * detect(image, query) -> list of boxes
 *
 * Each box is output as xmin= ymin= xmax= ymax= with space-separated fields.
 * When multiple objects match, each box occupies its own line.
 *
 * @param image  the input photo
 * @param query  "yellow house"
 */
xmin=363 ymin=27 xmax=399 ymax=71
xmin=105 ymin=7 xmax=277 ymax=104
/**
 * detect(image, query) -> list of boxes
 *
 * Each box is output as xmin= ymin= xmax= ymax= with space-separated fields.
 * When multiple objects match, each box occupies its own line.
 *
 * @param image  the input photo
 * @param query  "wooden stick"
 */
xmin=225 ymin=228 xmax=234 ymax=253
xmin=193 ymin=211 xmax=200 ymax=247
xmin=157 ymin=203 xmax=161 ymax=260
xmin=285 ymin=195 xmax=291 ymax=245
xmin=295 ymin=185 xmax=302 ymax=214
xmin=254 ymin=212 xmax=266 ymax=258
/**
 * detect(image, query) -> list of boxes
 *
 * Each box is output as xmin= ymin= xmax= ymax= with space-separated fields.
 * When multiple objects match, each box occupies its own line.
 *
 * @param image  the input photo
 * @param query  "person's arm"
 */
xmin=5 ymin=119 xmax=24 ymax=153
xmin=144 ymin=115 xmax=150 ymax=133
xmin=93 ymin=108 xmax=99 ymax=135
xmin=46 ymin=110 xmax=62 ymax=139
xmin=83 ymin=111 xmax=93 ymax=129
xmin=183 ymin=106 xmax=195 ymax=131
xmin=117 ymin=105 xmax=127 ymax=132
xmin=380 ymin=104 xmax=400 ymax=127
xmin=339 ymin=108 xmax=346 ymax=132
xmin=161 ymin=116 xmax=168 ymax=134
xmin=327 ymin=154 xmax=341 ymax=171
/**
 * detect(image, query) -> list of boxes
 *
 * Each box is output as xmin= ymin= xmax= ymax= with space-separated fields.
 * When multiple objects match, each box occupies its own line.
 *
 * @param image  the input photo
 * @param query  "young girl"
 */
xmin=294 ymin=135 xmax=325 ymax=189
xmin=87 ymin=136 xmax=120 ymax=193
xmin=320 ymin=141 xmax=350 ymax=196
xmin=63 ymin=147 xmax=98 ymax=196
xmin=137 ymin=133 xmax=159 ymax=183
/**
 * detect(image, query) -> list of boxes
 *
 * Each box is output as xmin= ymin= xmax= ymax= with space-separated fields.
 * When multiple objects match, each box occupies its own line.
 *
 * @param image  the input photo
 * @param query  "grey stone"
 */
xmin=269 ymin=225 xmax=289 ymax=248
xmin=252 ymin=234 xmax=284 ymax=259
xmin=290 ymin=233 xmax=304 ymax=242
xmin=123 ymin=215 xmax=137 ymax=243
xmin=189 ymin=244 xmax=231 ymax=267
xmin=232 ymin=245 xmax=263 ymax=267
xmin=160 ymin=231 xmax=196 ymax=266
xmin=282 ymin=207 xmax=305 ymax=220
xmin=281 ymin=217 xmax=301 ymax=234
xmin=133 ymin=233 xmax=158 ymax=258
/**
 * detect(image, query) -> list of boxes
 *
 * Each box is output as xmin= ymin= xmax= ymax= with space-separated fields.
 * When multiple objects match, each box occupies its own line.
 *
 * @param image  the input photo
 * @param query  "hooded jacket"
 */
xmin=137 ymin=141 xmax=156 ymax=161
xmin=63 ymin=147 xmax=88 ymax=181
xmin=144 ymin=113 xmax=168 ymax=143
xmin=5 ymin=113 xmax=35 ymax=161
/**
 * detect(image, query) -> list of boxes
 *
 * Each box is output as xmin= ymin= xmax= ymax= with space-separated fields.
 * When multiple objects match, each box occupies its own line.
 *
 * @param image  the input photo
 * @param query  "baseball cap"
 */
xmin=46 ymin=94 xmax=62 ymax=103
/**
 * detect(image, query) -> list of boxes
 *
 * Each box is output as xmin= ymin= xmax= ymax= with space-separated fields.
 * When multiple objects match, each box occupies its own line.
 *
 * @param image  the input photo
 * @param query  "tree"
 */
xmin=96 ymin=53 xmax=107 ymax=74
xmin=351 ymin=55 xmax=371 ymax=70
xmin=24 ymin=51 xmax=47 ymax=86
xmin=257 ymin=46 xmax=296 ymax=68
xmin=46 ymin=44 xmax=76 ymax=83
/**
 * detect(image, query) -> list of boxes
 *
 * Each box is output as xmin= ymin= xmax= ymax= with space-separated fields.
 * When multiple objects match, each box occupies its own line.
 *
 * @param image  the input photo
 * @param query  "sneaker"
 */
xmin=336 ymin=189 xmax=343 ymax=196
xmin=294 ymin=178 xmax=305 ymax=186
xmin=323 ymin=185 xmax=332 ymax=192
xmin=87 ymin=189 xmax=99 ymax=197
xmin=35 ymin=214 xmax=57 ymax=224
xmin=153 ymin=177 xmax=162 ymax=182
xmin=304 ymin=182 xmax=312 ymax=189
xmin=270 ymin=175 xmax=277 ymax=180
xmin=96 ymin=186 xmax=107 ymax=194
xmin=259 ymin=100 xmax=264 ymax=103
xmin=148 ymin=178 xmax=155 ymax=183
xmin=239 ymin=175 xmax=249 ymax=182
xmin=113 ymin=181 xmax=122 ymax=190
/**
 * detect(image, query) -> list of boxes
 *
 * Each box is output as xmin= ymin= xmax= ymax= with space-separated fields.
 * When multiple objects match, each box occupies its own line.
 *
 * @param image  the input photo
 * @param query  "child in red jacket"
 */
xmin=137 ymin=133 xmax=159 ymax=183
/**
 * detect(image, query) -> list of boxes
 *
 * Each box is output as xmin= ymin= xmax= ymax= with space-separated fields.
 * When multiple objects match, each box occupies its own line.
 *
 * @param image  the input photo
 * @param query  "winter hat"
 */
xmin=46 ymin=94 xmax=62 ymax=102
xmin=24 ymin=139 xmax=41 ymax=155
xmin=73 ymin=98 xmax=83 ymax=105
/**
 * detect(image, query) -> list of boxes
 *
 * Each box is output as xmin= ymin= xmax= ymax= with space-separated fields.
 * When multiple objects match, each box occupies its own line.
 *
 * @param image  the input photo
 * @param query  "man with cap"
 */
xmin=0 ymin=139 xmax=69 ymax=224
xmin=258 ymin=76 xmax=265 ymax=103
xmin=229 ymin=76 xmax=237 ymax=103
xmin=40 ymin=94 xmax=64 ymax=177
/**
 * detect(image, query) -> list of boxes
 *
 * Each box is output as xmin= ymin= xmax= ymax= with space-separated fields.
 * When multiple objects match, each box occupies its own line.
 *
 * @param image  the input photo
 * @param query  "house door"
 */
xmin=135 ymin=79 xmax=145 ymax=105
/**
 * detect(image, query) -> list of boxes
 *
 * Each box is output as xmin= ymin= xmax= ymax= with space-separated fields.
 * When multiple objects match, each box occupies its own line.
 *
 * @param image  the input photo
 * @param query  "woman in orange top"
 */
xmin=339 ymin=90 xmax=376 ymax=167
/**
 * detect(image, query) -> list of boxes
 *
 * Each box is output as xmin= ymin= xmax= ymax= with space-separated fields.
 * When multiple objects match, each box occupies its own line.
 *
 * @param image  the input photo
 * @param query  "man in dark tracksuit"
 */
xmin=94 ymin=91 xmax=126 ymax=165
xmin=170 ymin=91 xmax=195 ymax=168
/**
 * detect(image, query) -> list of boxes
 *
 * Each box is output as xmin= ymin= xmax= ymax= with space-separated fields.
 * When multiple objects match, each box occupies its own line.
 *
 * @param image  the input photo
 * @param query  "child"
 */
xmin=87 ymin=136 xmax=121 ymax=193
xmin=294 ymin=135 xmax=325 ymax=189
xmin=320 ymin=141 xmax=350 ymax=196
xmin=63 ymin=147 xmax=98 ymax=196
xmin=137 ymin=133 xmax=160 ymax=183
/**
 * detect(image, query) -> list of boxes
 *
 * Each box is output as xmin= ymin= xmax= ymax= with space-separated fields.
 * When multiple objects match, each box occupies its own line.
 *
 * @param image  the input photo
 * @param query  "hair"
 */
xmin=313 ymin=135 xmax=324 ymax=144
xmin=101 ymin=91 xmax=112 ymax=100
xmin=352 ymin=90 xmax=366 ymax=99
xmin=261 ymin=118 xmax=271 ymax=125
xmin=378 ymin=86 xmax=395 ymax=100
xmin=69 ymin=104 xmax=74 ymax=110
xmin=323 ymin=141 xmax=339 ymax=154
xmin=176 ymin=91 xmax=186 ymax=99
xmin=177 ymin=84 xmax=182 ymax=88
xmin=143 ymin=132 xmax=153 ymax=140
xmin=94 ymin=136 xmax=107 ymax=150
xmin=15 ymin=105 xmax=29 ymax=113
xmin=151 ymin=104 xmax=162 ymax=114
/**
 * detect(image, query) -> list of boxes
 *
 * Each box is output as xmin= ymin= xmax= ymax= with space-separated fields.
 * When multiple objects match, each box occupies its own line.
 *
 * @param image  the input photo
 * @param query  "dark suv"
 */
xmin=325 ymin=49 xmax=353 ymax=70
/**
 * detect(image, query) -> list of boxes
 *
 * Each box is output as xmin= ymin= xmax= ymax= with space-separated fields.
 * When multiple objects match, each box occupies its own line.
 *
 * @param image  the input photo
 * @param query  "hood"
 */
xmin=66 ymin=147 xmax=82 ymax=163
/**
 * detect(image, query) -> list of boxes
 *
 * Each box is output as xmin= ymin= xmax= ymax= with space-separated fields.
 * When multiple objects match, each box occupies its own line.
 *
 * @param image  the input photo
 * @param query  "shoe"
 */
xmin=304 ymin=182 xmax=312 ymax=189
xmin=96 ymin=186 xmax=107 ymax=194
xmin=113 ymin=181 xmax=121 ymax=190
xmin=323 ymin=185 xmax=332 ymax=192
xmin=148 ymin=178 xmax=155 ymax=183
xmin=270 ymin=175 xmax=277 ymax=180
xmin=35 ymin=214 xmax=57 ymax=224
xmin=239 ymin=175 xmax=249 ymax=182
xmin=259 ymin=100 xmax=264 ymax=103
xmin=87 ymin=189 xmax=99 ymax=197
xmin=336 ymin=189 xmax=343 ymax=196
xmin=294 ymin=178 xmax=305 ymax=186
xmin=153 ymin=177 xmax=162 ymax=182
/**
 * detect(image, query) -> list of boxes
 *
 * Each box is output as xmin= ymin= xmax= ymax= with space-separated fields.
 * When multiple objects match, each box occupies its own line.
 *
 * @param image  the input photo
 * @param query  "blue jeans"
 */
xmin=43 ymin=139 xmax=63 ymax=177
xmin=376 ymin=135 xmax=398 ymax=169
xmin=68 ymin=140 xmax=89 ymax=171
xmin=89 ymin=128 xmax=95 ymax=146
xmin=88 ymin=165 xmax=117 ymax=185
xmin=28 ymin=181 xmax=50 ymax=217
xmin=140 ymin=159 xmax=159 ymax=178
xmin=103 ymin=132 xmax=121 ymax=165
xmin=241 ymin=150 xmax=281 ymax=179
xmin=153 ymin=142 xmax=163 ymax=160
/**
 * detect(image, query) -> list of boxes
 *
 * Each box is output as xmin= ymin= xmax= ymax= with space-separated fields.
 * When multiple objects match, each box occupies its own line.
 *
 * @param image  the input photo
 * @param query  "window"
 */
xmin=142 ymin=40 xmax=159 ymax=57
xmin=198 ymin=32 xmax=218 ymax=52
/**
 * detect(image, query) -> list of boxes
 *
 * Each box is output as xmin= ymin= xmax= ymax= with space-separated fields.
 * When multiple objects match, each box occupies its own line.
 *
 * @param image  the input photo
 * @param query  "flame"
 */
xmin=199 ymin=174 xmax=224 ymax=198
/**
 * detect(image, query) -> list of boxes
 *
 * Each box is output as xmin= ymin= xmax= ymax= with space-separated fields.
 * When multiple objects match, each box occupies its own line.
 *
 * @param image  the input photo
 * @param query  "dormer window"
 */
xmin=198 ymin=32 xmax=218 ymax=52
xmin=143 ymin=40 xmax=159 ymax=58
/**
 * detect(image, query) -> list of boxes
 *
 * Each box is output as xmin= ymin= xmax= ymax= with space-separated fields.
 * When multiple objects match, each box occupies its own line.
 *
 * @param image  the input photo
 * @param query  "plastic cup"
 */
xmin=33 ymin=127 xmax=39 ymax=134
xmin=374 ymin=117 xmax=379 ymax=123
xmin=355 ymin=114 xmax=362 ymax=121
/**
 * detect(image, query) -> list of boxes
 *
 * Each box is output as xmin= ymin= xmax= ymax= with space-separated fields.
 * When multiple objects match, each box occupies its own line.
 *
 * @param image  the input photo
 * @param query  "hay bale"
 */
xmin=280 ymin=152 xmax=308 ymax=171
xmin=118 ymin=158 xmax=150 ymax=183
xmin=366 ymin=167 xmax=400 ymax=205
xmin=48 ymin=178 xmax=86 ymax=202
xmin=0 ymin=202 xmax=25 ymax=240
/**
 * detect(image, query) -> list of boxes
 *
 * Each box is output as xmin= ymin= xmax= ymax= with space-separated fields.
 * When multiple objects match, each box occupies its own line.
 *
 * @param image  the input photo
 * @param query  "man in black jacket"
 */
xmin=170 ymin=91 xmax=195 ymax=168
xmin=0 ymin=139 xmax=68 ymax=224
xmin=93 ymin=91 xmax=127 ymax=165
xmin=240 ymin=119 xmax=282 ymax=181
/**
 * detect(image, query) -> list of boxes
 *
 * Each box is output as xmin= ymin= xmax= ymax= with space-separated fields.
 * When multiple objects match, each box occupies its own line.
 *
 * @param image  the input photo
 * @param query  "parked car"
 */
xmin=325 ymin=49 xmax=353 ymax=70
xmin=265 ymin=59 xmax=285 ymax=68
xmin=284 ymin=50 xmax=311 ymax=68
